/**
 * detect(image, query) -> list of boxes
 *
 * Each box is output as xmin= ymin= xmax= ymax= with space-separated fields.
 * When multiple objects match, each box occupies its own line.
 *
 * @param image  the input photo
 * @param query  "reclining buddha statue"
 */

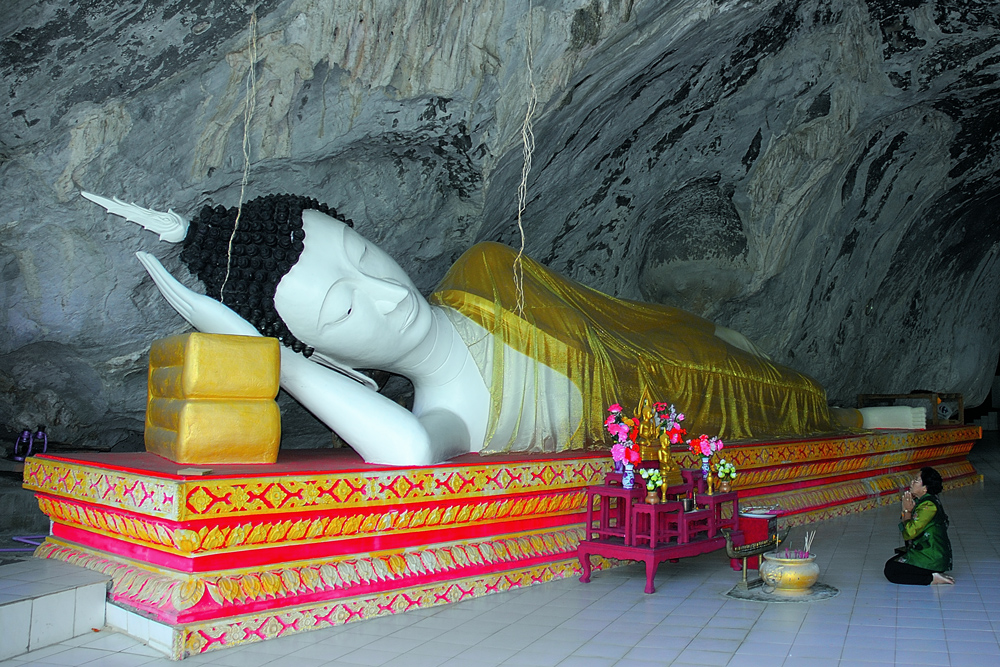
xmin=84 ymin=192 xmax=921 ymax=466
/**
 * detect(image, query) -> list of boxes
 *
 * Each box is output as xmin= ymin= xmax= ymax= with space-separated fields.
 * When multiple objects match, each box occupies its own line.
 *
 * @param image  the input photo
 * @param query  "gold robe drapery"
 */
xmin=431 ymin=242 xmax=837 ymax=454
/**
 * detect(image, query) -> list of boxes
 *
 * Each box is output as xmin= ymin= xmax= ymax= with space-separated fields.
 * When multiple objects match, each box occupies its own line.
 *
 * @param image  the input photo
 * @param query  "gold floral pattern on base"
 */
xmin=176 ymin=554 xmax=622 ymax=659
xmin=24 ymin=457 xmax=612 ymax=520
xmin=37 ymin=490 xmax=589 ymax=555
xmin=36 ymin=525 xmax=589 ymax=617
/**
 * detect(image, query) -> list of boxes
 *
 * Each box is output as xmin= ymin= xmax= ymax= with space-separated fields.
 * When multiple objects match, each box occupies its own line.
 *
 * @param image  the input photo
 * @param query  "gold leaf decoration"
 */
xmin=281 ymin=568 xmax=302 ymax=593
xmin=118 ymin=570 xmax=141 ymax=596
xmin=133 ymin=520 xmax=150 ymax=542
xmin=376 ymin=512 xmax=395 ymax=532
xmin=155 ymin=524 xmax=173 ymax=547
xmin=217 ymin=576 xmax=242 ymax=603
xmin=441 ymin=506 xmax=456 ymax=524
xmin=324 ymin=516 xmax=346 ymax=537
xmin=420 ymin=551 xmax=438 ymax=570
xmin=248 ymin=524 xmax=270 ymax=544
xmin=187 ymin=488 xmax=213 ymax=514
xmin=300 ymin=567 xmax=321 ymax=591
xmin=387 ymin=555 xmax=408 ymax=577
xmin=437 ymin=549 xmax=456 ymax=570
xmin=305 ymin=518 xmax=327 ymax=539
xmin=319 ymin=564 xmax=340 ymax=588
xmin=464 ymin=547 xmax=483 ymax=565
xmin=450 ymin=546 xmax=469 ymax=566
xmin=354 ymin=559 xmax=375 ymax=584
xmin=267 ymin=520 xmax=292 ymax=542
xmin=172 ymin=528 xmax=201 ymax=553
xmin=359 ymin=514 xmax=379 ymax=533
xmin=142 ymin=579 xmax=165 ymax=605
xmin=260 ymin=571 xmax=283 ymax=596
xmin=240 ymin=574 xmax=263 ymax=600
xmin=201 ymin=527 xmax=227 ymax=551
xmin=173 ymin=578 xmax=206 ymax=611
xmin=287 ymin=520 xmax=309 ymax=541
xmin=404 ymin=552 xmax=425 ymax=574
xmin=226 ymin=524 xmax=249 ymax=548
xmin=371 ymin=558 xmax=390 ymax=580
xmin=409 ymin=509 xmax=428 ymax=528
xmin=336 ymin=562 xmax=360 ymax=585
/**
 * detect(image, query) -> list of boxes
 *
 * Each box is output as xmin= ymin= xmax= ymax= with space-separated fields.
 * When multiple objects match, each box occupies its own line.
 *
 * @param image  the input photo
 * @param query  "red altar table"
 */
xmin=578 ymin=472 xmax=742 ymax=593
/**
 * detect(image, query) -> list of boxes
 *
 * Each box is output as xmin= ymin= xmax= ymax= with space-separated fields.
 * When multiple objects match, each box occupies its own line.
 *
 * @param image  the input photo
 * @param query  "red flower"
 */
xmin=625 ymin=446 xmax=641 ymax=465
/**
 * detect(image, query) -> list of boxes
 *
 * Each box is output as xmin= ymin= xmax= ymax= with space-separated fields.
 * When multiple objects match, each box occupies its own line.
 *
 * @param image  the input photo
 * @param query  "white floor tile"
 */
xmin=0 ymin=599 xmax=31 ymax=660
xmin=29 ymin=589 xmax=77 ymax=650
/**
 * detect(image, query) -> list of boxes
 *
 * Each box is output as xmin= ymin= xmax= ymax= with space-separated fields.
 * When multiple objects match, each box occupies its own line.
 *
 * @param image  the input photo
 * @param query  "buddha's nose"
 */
xmin=369 ymin=279 xmax=410 ymax=315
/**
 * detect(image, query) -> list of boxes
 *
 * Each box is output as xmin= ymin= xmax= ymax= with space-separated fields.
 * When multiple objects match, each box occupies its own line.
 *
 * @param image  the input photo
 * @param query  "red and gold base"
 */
xmin=22 ymin=425 xmax=980 ymax=659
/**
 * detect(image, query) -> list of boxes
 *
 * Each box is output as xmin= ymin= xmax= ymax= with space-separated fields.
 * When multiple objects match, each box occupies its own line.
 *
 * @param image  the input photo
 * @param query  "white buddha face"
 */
xmin=273 ymin=210 xmax=434 ymax=368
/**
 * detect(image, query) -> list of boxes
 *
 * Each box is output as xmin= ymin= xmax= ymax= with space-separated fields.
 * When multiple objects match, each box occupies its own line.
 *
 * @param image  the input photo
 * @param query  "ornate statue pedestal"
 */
xmin=22 ymin=425 xmax=980 ymax=659
xmin=22 ymin=449 xmax=615 ymax=659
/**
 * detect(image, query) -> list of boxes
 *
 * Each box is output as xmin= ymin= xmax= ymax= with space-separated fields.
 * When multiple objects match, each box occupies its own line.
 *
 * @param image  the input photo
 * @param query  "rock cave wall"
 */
xmin=1 ymin=0 xmax=998 ymax=450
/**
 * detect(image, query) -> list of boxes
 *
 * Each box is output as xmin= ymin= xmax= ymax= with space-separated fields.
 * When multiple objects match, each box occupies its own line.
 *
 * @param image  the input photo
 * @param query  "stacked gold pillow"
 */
xmin=145 ymin=333 xmax=281 ymax=464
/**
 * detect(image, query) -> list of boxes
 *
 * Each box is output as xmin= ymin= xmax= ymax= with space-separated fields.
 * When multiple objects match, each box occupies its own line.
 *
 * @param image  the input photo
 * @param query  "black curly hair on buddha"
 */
xmin=180 ymin=194 xmax=353 ymax=358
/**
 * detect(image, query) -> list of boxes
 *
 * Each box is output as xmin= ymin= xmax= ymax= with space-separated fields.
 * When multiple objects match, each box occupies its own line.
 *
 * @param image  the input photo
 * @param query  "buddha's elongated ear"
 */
xmin=82 ymin=191 xmax=189 ymax=243
xmin=309 ymin=351 xmax=380 ymax=392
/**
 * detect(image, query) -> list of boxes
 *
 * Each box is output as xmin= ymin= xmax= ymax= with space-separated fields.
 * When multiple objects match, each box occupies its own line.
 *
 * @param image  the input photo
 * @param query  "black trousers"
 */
xmin=884 ymin=555 xmax=934 ymax=585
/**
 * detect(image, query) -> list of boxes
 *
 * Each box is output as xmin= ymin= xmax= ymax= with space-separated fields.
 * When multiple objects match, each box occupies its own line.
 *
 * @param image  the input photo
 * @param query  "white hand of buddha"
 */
xmin=135 ymin=252 xmax=260 ymax=338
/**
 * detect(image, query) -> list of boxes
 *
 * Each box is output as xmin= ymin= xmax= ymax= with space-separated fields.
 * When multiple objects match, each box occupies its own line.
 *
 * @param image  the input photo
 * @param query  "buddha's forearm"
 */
xmin=278 ymin=349 xmax=434 ymax=463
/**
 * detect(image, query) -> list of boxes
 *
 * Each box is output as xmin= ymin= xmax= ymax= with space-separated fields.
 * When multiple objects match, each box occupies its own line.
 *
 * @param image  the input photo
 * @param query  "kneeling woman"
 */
xmin=884 ymin=467 xmax=955 ymax=585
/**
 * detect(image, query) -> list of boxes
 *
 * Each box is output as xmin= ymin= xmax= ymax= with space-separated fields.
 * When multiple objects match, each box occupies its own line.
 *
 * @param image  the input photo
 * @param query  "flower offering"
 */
xmin=716 ymin=458 xmax=737 ymax=481
xmin=638 ymin=468 xmax=663 ymax=491
xmin=688 ymin=433 xmax=724 ymax=457
xmin=605 ymin=404 xmax=641 ymax=465
xmin=653 ymin=402 xmax=687 ymax=443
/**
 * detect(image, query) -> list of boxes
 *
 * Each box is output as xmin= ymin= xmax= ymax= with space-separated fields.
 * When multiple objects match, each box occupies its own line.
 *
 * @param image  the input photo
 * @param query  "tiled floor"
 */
xmin=0 ymin=558 xmax=110 ymax=660
xmin=1 ymin=436 xmax=997 ymax=666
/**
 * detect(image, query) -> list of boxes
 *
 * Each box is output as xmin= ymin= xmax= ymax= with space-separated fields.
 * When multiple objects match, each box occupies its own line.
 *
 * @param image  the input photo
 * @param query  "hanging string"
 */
xmin=513 ymin=1 xmax=537 ymax=318
xmin=221 ymin=10 xmax=259 ymax=304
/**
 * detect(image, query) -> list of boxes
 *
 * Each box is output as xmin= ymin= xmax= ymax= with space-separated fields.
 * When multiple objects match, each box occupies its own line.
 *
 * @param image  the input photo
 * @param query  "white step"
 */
xmin=0 ymin=558 xmax=111 ymax=660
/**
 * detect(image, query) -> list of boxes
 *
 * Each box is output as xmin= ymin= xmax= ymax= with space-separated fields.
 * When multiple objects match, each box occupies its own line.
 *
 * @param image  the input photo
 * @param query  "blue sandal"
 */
xmin=12 ymin=429 xmax=32 ymax=461
xmin=33 ymin=426 xmax=47 ymax=455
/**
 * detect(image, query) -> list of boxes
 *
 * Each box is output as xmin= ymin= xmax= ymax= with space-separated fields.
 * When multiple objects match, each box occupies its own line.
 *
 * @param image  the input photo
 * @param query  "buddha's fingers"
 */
xmin=135 ymin=252 xmax=258 ymax=337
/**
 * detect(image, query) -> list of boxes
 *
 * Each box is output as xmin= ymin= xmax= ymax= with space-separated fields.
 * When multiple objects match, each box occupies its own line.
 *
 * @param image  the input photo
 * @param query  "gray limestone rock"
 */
xmin=1 ymin=0 xmax=997 ymax=450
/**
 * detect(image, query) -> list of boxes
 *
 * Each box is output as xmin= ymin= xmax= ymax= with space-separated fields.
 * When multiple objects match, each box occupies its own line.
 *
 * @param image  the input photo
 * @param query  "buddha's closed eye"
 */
xmin=333 ymin=299 xmax=354 ymax=324
xmin=320 ymin=286 xmax=355 ymax=328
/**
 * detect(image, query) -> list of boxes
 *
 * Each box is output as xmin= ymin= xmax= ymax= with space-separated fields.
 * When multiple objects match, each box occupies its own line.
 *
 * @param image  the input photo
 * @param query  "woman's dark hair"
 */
xmin=180 ymin=194 xmax=352 ymax=357
xmin=920 ymin=467 xmax=944 ymax=495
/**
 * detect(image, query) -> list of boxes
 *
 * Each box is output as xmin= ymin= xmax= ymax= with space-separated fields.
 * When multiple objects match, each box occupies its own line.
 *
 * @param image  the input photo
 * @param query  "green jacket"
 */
xmin=899 ymin=493 xmax=952 ymax=572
